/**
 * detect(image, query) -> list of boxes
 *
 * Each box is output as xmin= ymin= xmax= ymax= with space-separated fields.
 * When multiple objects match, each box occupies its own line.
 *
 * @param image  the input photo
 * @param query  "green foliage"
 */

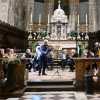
xmin=70 ymin=31 xmax=78 ymax=37
xmin=8 ymin=59 xmax=21 ymax=65
xmin=40 ymin=31 xmax=47 ymax=38
xmin=32 ymin=41 xmax=36 ymax=53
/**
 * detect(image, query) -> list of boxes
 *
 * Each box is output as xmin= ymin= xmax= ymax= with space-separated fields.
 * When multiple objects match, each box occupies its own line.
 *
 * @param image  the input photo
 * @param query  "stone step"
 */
xmin=25 ymin=85 xmax=75 ymax=92
xmin=27 ymin=80 xmax=74 ymax=86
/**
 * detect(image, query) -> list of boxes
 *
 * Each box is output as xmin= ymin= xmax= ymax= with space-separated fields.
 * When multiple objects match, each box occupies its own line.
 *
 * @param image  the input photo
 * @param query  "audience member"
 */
xmin=4 ymin=48 xmax=17 ymax=61
xmin=25 ymin=49 xmax=32 ymax=58
xmin=94 ymin=42 xmax=99 ymax=57
xmin=60 ymin=50 xmax=66 ymax=69
xmin=25 ymin=49 xmax=33 ymax=72
xmin=66 ymin=54 xmax=75 ymax=72
xmin=0 ymin=48 xmax=5 ymax=58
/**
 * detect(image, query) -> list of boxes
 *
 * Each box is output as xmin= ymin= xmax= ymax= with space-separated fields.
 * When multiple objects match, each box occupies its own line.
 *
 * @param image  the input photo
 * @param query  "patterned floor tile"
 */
xmin=87 ymin=93 xmax=100 ymax=100
xmin=21 ymin=91 xmax=75 ymax=100
xmin=5 ymin=92 xmax=100 ymax=100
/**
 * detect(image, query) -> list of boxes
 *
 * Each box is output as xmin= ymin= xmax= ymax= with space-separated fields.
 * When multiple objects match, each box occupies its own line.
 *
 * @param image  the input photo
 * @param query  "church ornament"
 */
xmin=50 ymin=0 xmax=68 ymax=40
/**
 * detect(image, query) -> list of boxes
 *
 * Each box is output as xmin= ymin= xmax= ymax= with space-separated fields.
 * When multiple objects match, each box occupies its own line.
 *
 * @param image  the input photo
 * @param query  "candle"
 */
xmin=78 ymin=14 xmax=79 ymax=26
xmin=86 ymin=13 xmax=88 ymax=26
xmin=48 ymin=14 xmax=50 ymax=24
xmin=39 ymin=14 xmax=41 ymax=25
xmin=86 ymin=13 xmax=88 ymax=32
xmin=77 ymin=14 xmax=80 ymax=34
xmin=30 ymin=11 xmax=33 ymax=24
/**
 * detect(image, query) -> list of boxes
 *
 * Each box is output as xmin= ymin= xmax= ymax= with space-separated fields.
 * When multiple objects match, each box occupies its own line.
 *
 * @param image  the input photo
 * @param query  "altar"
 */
xmin=46 ymin=0 xmax=76 ymax=51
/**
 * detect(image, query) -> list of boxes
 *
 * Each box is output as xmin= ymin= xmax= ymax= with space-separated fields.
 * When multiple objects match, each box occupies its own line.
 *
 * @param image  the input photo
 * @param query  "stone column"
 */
xmin=48 ymin=0 xmax=54 ymax=15
xmin=89 ymin=0 xmax=97 ymax=32
xmin=44 ymin=0 xmax=54 ymax=22
xmin=69 ymin=0 xmax=79 ymax=31
xmin=25 ymin=0 xmax=34 ymax=31
xmin=8 ymin=0 xmax=27 ymax=29
xmin=0 ymin=0 xmax=10 ymax=23
xmin=96 ymin=0 xmax=100 ymax=31
xmin=45 ymin=0 xmax=54 ymax=37
xmin=8 ymin=0 xmax=15 ymax=25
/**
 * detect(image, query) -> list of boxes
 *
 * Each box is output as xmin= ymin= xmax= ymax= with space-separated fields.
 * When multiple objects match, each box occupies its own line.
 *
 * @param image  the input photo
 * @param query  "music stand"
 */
xmin=51 ymin=59 xmax=62 ymax=78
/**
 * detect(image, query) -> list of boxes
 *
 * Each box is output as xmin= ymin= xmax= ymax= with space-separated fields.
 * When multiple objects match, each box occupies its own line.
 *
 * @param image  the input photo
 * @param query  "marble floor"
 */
xmin=28 ymin=67 xmax=75 ymax=81
xmin=5 ymin=91 xmax=100 ymax=100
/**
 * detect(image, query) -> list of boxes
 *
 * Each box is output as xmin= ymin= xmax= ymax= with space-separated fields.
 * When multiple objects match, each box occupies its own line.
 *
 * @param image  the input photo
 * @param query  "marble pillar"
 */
xmin=89 ymin=0 xmax=97 ymax=32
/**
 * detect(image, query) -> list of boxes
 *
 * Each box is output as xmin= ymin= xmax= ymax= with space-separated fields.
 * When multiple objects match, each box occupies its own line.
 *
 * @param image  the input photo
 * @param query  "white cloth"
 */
xmin=35 ymin=45 xmax=41 ymax=60
xmin=60 ymin=52 xmax=66 ymax=59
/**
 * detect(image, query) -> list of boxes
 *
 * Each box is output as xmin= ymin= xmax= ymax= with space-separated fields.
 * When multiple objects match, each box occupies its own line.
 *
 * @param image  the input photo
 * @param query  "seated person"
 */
xmin=59 ymin=50 xmax=66 ymax=69
xmin=66 ymin=55 xmax=75 ymax=72
xmin=25 ymin=49 xmax=33 ymax=72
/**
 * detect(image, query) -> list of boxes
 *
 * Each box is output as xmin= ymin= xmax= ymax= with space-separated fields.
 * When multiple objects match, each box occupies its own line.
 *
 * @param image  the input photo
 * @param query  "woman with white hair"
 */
xmin=25 ymin=49 xmax=32 ymax=58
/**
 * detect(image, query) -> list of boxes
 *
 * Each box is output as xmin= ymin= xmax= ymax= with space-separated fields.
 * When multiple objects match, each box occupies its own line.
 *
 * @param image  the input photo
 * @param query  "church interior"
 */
xmin=1 ymin=0 xmax=100 ymax=100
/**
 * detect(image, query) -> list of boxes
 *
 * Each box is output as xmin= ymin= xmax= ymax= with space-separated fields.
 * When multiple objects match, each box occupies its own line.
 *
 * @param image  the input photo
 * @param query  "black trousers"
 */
xmin=38 ymin=55 xmax=48 ymax=74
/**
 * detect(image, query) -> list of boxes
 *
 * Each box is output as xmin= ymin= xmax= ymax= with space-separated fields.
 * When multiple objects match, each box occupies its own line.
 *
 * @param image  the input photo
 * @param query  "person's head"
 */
xmin=0 ymin=48 xmax=4 ymax=57
xmin=26 ymin=49 xmax=31 ymax=54
xmin=43 ymin=39 xmax=48 ymax=46
xmin=6 ymin=48 xmax=10 ymax=54
xmin=95 ymin=42 xmax=99 ymax=47
xmin=1 ymin=49 xmax=4 ymax=54
xmin=10 ymin=49 xmax=14 ymax=54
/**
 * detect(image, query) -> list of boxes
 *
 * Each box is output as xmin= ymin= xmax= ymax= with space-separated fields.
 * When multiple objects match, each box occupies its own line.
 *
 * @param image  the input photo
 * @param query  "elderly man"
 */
xmin=38 ymin=40 xmax=51 ymax=75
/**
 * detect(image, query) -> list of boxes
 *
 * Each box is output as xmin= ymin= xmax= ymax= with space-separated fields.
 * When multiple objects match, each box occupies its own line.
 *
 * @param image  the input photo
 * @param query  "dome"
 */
xmin=54 ymin=1 xmax=65 ymax=16
xmin=54 ymin=8 xmax=65 ymax=16
xmin=51 ymin=0 xmax=68 ymax=23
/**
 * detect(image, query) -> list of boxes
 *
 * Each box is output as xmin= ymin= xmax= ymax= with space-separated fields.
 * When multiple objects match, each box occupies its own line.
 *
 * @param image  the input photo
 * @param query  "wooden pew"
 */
xmin=74 ymin=58 xmax=100 ymax=91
